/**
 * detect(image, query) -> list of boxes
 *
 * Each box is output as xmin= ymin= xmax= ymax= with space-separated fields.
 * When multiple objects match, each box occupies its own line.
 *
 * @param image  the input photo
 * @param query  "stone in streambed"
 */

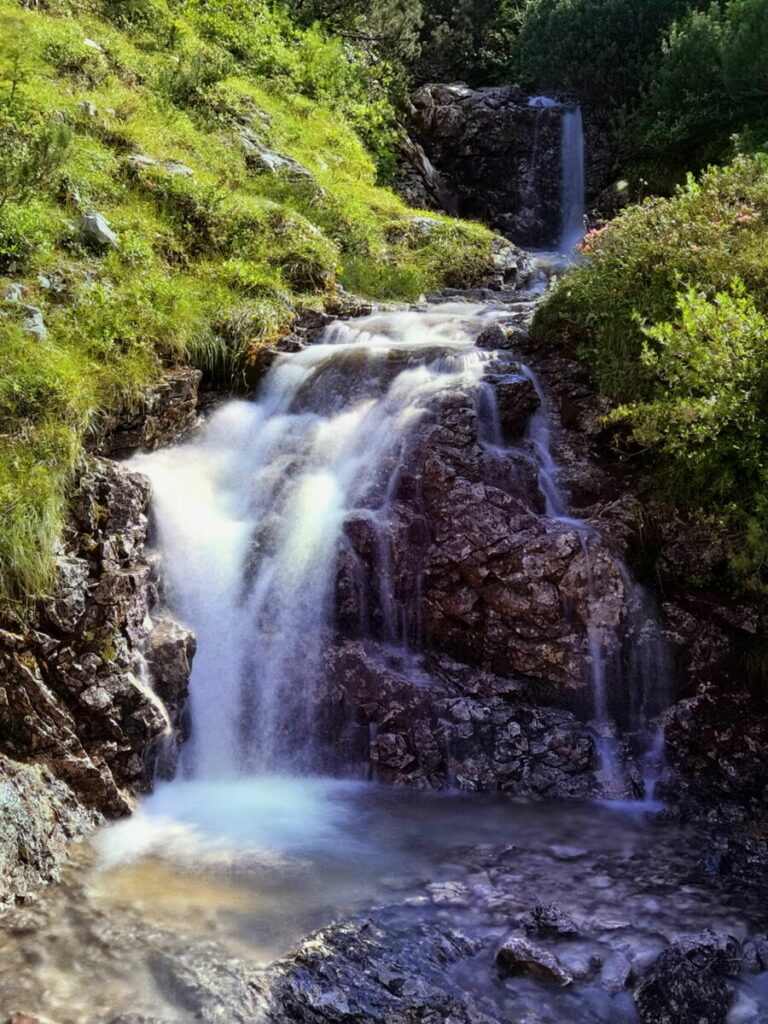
xmin=634 ymin=930 xmax=740 ymax=1024
xmin=475 ymin=324 xmax=511 ymax=351
xmin=495 ymin=936 xmax=573 ymax=985
xmin=521 ymin=901 xmax=580 ymax=939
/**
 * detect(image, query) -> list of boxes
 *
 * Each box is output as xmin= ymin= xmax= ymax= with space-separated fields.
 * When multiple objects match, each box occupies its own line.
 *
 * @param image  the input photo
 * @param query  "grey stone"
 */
xmin=21 ymin=306 xmax=47 ymax=340
xmin=495 ymin=935 xmax=573 ymax=985
xmin=80 ymin=209 xmax=118 ymax=249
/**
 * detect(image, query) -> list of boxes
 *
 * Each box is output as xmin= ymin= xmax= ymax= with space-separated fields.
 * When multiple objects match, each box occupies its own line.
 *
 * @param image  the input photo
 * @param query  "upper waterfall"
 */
xmin=560 ymin=105 xmax=586 ymax=251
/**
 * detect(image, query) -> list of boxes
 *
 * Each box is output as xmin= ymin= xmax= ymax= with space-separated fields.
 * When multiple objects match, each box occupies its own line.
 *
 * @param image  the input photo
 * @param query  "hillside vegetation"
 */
xmin=0 ymin=0 xmax=498 ymax=607
xmin=533 ymin=155 xmax=768 ymax=592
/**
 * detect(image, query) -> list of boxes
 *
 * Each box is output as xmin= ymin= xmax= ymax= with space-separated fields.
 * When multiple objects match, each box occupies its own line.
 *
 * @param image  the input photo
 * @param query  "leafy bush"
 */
xmin=533 ymin=154 xmax=768 ymax=588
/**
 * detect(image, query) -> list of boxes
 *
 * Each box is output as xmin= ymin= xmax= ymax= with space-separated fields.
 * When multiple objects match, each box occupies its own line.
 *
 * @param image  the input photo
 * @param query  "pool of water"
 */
xmin=2 ymin=779 xmax=767 ymax=1023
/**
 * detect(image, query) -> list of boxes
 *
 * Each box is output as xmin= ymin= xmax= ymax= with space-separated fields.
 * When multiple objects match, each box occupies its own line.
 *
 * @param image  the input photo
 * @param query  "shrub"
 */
xmin=534 ymin=154 xmax=768 ymax=588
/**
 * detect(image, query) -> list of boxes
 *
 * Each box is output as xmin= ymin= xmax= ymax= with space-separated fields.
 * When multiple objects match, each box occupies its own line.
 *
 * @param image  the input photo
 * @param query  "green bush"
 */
xmin=533 ymin=154 xmax=768 ymax=588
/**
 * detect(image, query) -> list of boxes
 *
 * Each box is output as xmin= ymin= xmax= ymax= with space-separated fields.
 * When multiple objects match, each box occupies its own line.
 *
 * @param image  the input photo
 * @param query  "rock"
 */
xmin=93 ymin=368 xmax=202 ymax=457
xmin=475 ymin=324 xmax=510 ymax=351
xmin=259 ymin=918 xmax=497 ymax=1024
xmin=634 ymin=931 xmax=740 ymax=1024
xmin=79 ymin=209 xmax=118 ymax=249
xmin=83 ymin=37 xmax=102 ymax=50
xmin=406 ymin=85 xmax=562 ymax=247
xmin=521 ymin=902 xmax=580 ymax=939
xmin=77 ymin=101 xmax=98 ymax=118
xmin=0 ymin=455 xmax=195 ymax=901
xmin=21 ymin=306 xmax=46 ymax=340
xmin=160 ymin=160 xmax=193 ymax=177
xmin=486 ymin=370 xmax=539 ymax=438
xmin=601 ymin=950 xmax=632 ymax=993
xmin=238 ymin=131 xmax=313 ymax=181
xmin=318 ymin=638 xmax=598 ymax=798
xmin=0 ymin=756 xmax=96 ymax=903
xmin=495 ymin=936 xmax=573 ymax=985
xmin=3 ymin=283 xmax=25 ymax=302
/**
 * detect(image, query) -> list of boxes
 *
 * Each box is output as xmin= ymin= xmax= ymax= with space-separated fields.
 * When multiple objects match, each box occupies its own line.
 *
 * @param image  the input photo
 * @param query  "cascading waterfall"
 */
xmin=133 ymin=310 xmax=495 ymax=779
xmin=518 ymin=363 xmax=670 ymax=799
xmin=560 ymin=106 xmax=586 ymax=252
xmin=135 ymin=304 xmax=668 ymax=800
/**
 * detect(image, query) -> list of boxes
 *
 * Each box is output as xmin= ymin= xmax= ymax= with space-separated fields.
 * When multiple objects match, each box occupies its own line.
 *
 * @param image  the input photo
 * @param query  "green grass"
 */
xmin=0 ymin=0 xmax=499 ymax=608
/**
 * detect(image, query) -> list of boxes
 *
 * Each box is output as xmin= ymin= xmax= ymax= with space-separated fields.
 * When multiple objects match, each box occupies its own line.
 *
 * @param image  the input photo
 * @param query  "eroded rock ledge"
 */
xmin=0 ymin=373 xmax=199 ymax=902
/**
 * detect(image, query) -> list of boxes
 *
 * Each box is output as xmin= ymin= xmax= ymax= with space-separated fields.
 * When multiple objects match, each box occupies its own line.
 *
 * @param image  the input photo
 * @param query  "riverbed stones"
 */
xmin=634 ymin=931 xmax=740 ymax=1024
xmin=495 ymin=936 xmax=573 ymax=985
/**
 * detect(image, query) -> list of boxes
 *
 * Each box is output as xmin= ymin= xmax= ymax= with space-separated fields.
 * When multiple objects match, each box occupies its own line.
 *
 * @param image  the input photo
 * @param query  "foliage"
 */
xmin=533 ymin=155 xmax=768 ymax=588
xmin=0 ymin=0 xmax=498 ymax=606
xmin=515 ymin=0 xmax=694 ymax=109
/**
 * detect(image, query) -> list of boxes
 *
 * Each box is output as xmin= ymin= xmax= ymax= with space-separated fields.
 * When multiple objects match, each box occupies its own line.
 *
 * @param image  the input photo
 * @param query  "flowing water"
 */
xmin=560 ymin=106 xmax=586 ymax=251
xmin=2 ymin=303 xmax=765 ymax=1023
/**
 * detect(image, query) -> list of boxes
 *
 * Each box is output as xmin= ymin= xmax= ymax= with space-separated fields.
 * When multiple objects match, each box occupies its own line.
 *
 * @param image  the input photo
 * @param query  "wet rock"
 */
xmin=0 ymin=756 xmax=96 ymax=903
xmin=0 ymin=456 xmax=195 ymax=900
xmin=475 ymin=324 xmax=510 ymax=351
xmin=319 ymin=638 xmax=598 ymax=798
xmin=93 ymin=368 xmax=202 ymax=458
xmin=495 ymin=936 xmax=573 ymax=985
xmin=79 ymin=209 xmax=118 ymax=249
xmin=521 ymin=902 xmax=580 ymax=939
xmin=601 ymin=950 xmax=632 ymax=993
xmin=634 ymin=931 xmax=740 ymax=1024
xmin=486 ymin=371 xmax=539 ymax=438
xmin=260 ymin=918 xmax=497 ymax=1024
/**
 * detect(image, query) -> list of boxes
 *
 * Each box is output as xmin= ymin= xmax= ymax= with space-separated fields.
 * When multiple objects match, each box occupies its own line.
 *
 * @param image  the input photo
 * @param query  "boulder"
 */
xmin=521 ymin=902 xmax=580 ymax=940
xmin=80 ymin=209 xmax=118 ymax=249
xmin=634 ymin=931 xmax=739 ymax=1024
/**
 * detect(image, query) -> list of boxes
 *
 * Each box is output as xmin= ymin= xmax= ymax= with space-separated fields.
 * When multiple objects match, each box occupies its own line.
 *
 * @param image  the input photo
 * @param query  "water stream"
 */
xmin=1 ymin=304 xmax=766 ymax=1024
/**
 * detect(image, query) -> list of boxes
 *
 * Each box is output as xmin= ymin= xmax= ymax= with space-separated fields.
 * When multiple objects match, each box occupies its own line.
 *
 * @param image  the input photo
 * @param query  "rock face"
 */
xmin=337 ymin=358 xmax=639 ymax=714
xmin=406 ymin=84 xmax=564 ymax=246
xmin=93 ymin=368 xmax=202 ymax=459
xmin=319 ymin=638 xmax=598 ymax=796
xmin=0 ymin=456 xmax=194 ymax=901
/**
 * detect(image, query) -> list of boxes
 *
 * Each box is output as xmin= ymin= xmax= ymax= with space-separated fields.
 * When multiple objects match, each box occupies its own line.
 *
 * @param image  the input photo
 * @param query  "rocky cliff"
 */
xmin=400 ymin=84 xmax=610 ymax=247
xmin=0 ymin=372 xmax=200 ymax=900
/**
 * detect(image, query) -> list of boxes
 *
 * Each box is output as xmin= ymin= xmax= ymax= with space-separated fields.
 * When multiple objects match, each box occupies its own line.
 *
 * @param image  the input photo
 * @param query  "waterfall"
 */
xmin=134 ymin=306 xmax=669 ymax=800
xmin=133 ymin=310 xmax=494 ymax=779
xmin=518 ymin=363 xmax=670 ymax=799
xmin=560 ymin=106 xmax=586 ymax=251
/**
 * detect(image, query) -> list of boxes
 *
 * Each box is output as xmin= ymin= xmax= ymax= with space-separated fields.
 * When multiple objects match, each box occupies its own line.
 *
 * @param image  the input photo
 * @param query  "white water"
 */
xmin=133 ymin=308 xmax=495 ymax=779
xmin=560 ymin=106 xmax=586 ymax=251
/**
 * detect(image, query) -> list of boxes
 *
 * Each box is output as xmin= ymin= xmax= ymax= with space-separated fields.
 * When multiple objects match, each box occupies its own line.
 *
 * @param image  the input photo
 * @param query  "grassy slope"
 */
xmin=0 ymin=0 xmax=497 ymax=607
